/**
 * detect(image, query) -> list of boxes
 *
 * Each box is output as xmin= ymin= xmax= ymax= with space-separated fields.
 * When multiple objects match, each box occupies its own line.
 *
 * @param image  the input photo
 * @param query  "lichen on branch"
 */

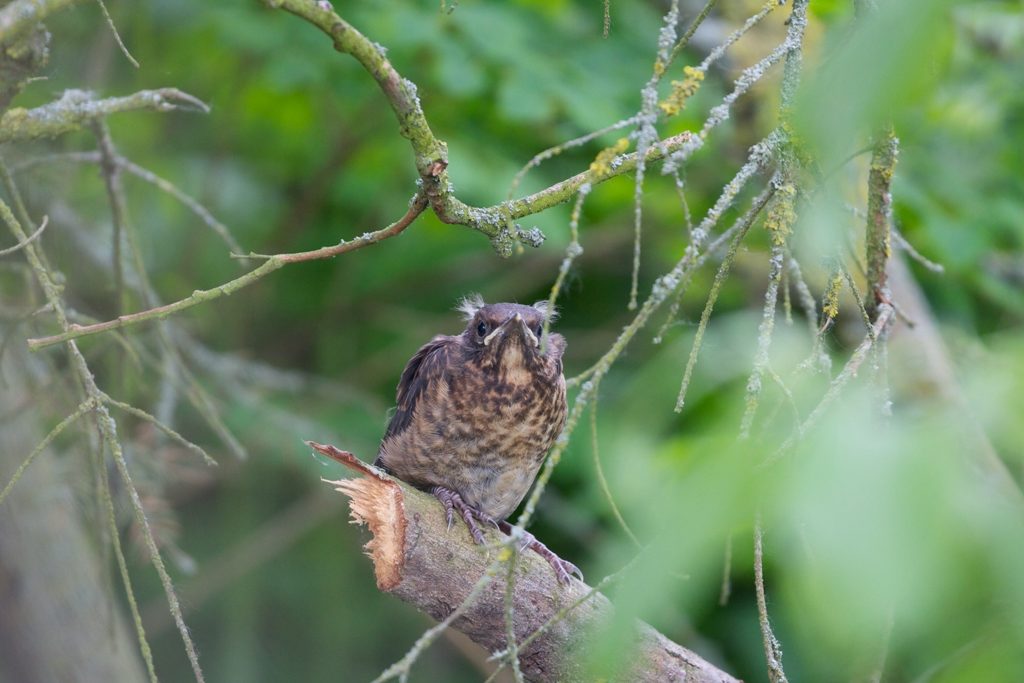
xmin=0 ymin=88 xmax=209 ymax=143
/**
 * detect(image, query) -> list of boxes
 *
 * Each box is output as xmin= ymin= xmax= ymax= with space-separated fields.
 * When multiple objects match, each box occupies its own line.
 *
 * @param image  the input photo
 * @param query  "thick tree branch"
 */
xmin=265 ymin=0 xmax=704 ymax=250
xmin=309 ymin=442 xmax=738 ymax=683
xmin=0 ymin=0 xmax=84 ymax=48
xmin=864 ymin=127 xmax=898 ymax=319
xmin=0 ymin=88 xmax=208 ymax=143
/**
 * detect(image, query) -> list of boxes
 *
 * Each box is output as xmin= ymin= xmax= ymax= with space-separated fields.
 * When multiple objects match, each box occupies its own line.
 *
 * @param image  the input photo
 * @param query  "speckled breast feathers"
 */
xmin=376 ymin=297 xmax=567 ymax=521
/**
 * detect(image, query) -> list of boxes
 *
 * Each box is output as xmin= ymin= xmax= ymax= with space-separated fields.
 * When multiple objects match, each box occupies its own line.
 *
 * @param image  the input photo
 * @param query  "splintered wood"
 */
xmin=310 ymin=441 xmax=406 ymax=590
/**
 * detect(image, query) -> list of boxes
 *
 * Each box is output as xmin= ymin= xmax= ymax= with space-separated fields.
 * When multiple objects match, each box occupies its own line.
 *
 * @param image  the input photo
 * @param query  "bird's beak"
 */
xmin=483 ymin=313 xmax=539 ymax=348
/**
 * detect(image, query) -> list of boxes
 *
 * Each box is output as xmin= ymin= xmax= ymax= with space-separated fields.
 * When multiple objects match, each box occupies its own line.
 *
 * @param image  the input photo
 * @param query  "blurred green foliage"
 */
xmin=5 ymin=0 xmax=1023 ymax=681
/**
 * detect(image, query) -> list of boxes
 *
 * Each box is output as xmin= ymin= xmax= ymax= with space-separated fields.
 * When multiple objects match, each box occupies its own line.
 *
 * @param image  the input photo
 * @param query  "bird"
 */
xmin=374 ymin=294 xmax=580 ymax=584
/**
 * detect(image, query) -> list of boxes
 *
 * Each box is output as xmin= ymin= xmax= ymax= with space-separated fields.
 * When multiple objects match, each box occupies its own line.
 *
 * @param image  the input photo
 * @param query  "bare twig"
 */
xmin=102 ymin=391 xmax=217 ymax=466
xmin=97 ymin=437 xmax=159 ymax=683
xmin=718 ymin=536 xmax=732 ymax=606
xmin=0 ymin=88 xmax=208 ymax=143
xmin=542 ymin=185 xmax=588 ymax=344
xmin=676 ymin=185 xmax=775 ymax=412
xmin=93 ymin=120 xmax=126 ymax=314
xmin=892 ymin=227 xmax=943 ymax=273
xmin=0 ymin=161 xmax=207 ymax=682
xmin=754 ymin=519 xmax=788 ymax=683
xmin=590 ymin=399 xmax=641 ymax=547
xmin=94 ymin=0 xmax=139 ymax=67
xmin=628 ymin=0 xmax=681 ymax=309
xmin=0 ymin=398 xmax=96 ymax=506
xmin=667 ymin=0 xmax=721 ymax=69
xmin=0 ymin=213 xmax=46 ymax=257
xmin=506 ymin=116 xmax=639 ymax=200
xmin=769 ymin=304 xmax=896 ymax=463
xmin=502 ymin=544 xmax=526 ymax=683
xmin=13 ymin=151 xmax=244 ymax=264
xmin=26 ymin=194 xmax=428 ymax=349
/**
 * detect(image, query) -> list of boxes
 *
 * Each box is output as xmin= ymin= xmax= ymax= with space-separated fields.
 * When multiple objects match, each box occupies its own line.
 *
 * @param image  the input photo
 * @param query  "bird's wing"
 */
xmin=382 ymin=335 xmax=456 ymax=442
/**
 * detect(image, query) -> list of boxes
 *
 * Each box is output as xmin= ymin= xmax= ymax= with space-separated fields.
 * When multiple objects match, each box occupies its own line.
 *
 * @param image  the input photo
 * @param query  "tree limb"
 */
xmin=864 ymin=127 xmax=898 ymax=318
xmin=0 ymin=88 xmax=208 ymax=143
xmin=0 ymin=0 xmax=84 ymax=48
xmin=265 ymin=0 xmax=704 ymax=250
xmin=309 ymin=442 xmax=739 ymax=683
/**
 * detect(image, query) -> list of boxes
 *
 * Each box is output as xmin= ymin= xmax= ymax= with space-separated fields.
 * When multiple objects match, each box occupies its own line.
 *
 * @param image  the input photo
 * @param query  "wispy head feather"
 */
xmin=456 ymin=293 xmax=486 ymax=320
xmin=532 ymin=300 xmax=559 ymax=323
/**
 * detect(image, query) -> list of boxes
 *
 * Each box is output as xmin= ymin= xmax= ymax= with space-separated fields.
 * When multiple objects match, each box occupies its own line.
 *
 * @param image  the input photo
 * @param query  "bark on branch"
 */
xmin=309 ymin=442 xmax=738 ymax=683
xmin=0 ymin=88 xmax=208 ymax=144
xmin=0 ymin=0 xmax=84 ymax=48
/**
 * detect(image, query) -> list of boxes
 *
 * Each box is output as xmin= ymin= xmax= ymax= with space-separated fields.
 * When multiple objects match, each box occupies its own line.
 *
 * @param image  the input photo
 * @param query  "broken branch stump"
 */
xmin=308 ymin=441 xmax=738 ymax=683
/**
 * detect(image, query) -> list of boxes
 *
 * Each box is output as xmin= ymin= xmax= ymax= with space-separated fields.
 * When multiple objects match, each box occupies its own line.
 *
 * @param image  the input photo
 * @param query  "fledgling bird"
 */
xmin=375 ymin=295 xmax=580 ymax=584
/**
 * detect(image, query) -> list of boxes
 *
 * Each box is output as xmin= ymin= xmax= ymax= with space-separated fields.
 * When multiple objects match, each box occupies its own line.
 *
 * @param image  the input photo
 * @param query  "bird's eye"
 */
xmin=534 ymin=325 xmax=544 ymax=338
xmin=476 ymin=321 xmax=488 ymax=337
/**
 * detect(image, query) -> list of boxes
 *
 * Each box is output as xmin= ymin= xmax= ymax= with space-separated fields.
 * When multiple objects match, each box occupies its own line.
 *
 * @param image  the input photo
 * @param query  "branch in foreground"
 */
xmin=0 ymin=88 xmax=208 ymax=144
xmin=309 ymin=442 xmax=738 ymax=683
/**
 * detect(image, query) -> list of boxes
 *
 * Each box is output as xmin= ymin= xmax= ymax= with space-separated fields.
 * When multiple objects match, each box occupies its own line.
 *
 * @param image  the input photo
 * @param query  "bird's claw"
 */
xmin=498 ymin=522 xmax=582 ymax=586
xmin=431 ymin=486 xmax=493 ymax=545
xmin=431 ymin=488 xmax=580 ymax=585
xmin=430 ymin=486 xmax=457 ymax=531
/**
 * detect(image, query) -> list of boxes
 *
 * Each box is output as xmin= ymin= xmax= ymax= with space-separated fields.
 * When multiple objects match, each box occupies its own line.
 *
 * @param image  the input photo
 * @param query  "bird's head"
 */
xmin=456 ymin=295 xmax=565 ymax=377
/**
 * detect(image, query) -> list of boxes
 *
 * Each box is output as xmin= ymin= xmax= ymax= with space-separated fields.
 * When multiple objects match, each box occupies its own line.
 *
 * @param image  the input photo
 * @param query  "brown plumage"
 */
xmin=375 ymin=295 xmax=579 ymax=583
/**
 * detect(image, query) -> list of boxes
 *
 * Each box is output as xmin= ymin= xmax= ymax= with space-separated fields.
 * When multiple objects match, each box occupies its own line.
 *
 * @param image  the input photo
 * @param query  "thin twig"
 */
xmin=676 ymin=185 xmax=775 ymax=412
xmin=502 ymin=545 xmax=525 ymax=683
xmin=754 ymin=518 xmax=788 ymax=683
xmin=628 ymin=0 xmax=681 ymax=310
xmin=718 ymin=535 xmax=732 ymax=606
xmin=27 ymin=194 xmax=428 ymax=350
xmin=667 ymin=0 xmax=721 ymax=69
xmin=12 ymin=150 xmax=242 ymax=252
xmin=118 ymin=155 xmax=243 ymax=253
xmin=590 ymin=399 xmax=640 ymax=547
xmin=0 ymin=160 xmax=207 ymax=682
xmin=0 ymin=214 xmax=47 ymax=256
xmin=506 ymin=115 xmax=639 ymax=200
xmin=93 ymin=120 xmax=127 ymax=315
xmin=105 ymin=412 xmax=207 ymax=681
xmin=768 ymin=304 xmax=895 ymax=463
xmin=840 ymin=262 xmax=874 ymax=334
xmin=525 ymin=140 xmax=777 ymax=528
xmin=739 ymin=242 xmax=785 ymax=437
xmin=892 ymin=227 xmax=943 ymax=273
xmin=94 ymin=0 xmax=139 ymax=67
xmin=97 ymin=438 xmax=159 ymax=683
xmin=542 ymin=186 xmax=588 ymax=344
xmin=864 ymin=127 xmax=898 ymax=319
xmin=484 ymin=555 xmax=641 ymax=682
xmin=0 ymin=398 xmax=95 ymax=506
xmin=695 ymin=1 xmax=778 ymax=76
xmin=369 ymin=567 xmax=499 ymax=683
xmin=102 ymin=392 xmax=217 ymax=466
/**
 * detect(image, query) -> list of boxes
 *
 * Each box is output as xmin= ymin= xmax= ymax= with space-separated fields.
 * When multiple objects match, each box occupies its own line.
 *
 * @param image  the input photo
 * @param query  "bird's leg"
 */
xmin=430 ymin=486 xmax=492 ymax=545
xmin=498 ymin=521 xmax=583 ymax=586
